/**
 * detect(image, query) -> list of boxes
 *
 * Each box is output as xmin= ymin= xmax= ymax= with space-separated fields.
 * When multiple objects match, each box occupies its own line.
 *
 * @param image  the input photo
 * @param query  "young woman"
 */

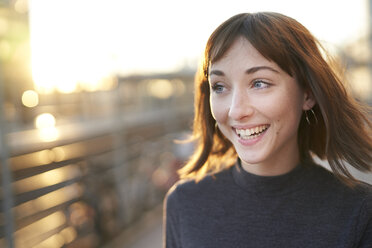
xmin=164 ymin=12 xmax=372 ymax=247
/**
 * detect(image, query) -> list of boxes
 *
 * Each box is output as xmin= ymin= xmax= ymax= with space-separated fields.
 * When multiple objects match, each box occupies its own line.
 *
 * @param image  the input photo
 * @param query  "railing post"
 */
xmin=0 ymin=66 xmax=15 ymax=248
xmin=369 ymin=0 xmax=372 ymax=105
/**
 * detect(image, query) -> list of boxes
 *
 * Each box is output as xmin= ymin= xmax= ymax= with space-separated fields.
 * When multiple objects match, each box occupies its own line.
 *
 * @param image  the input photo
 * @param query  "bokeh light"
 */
xmin=35 ymin=113 xmax=56 ymax=129
xmin=14 ymin=0 xmax=29 ymax=14
xmin=21 ymin=90 xmax=39 ymax=107
xmin=147 ymin=79 xmax=173 ymax=99
xmin=35 ymin=113 xmax=59 ymax=141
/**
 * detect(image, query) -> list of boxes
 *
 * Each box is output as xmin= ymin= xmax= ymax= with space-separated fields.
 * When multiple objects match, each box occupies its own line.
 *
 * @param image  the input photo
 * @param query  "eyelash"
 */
xmin=210 ymin=80 xmax=270 ymax=94
xmin=211 ymin=83 xmax=225 ymax=93
xmin=252 ymin=80 xmax=270 ymax=89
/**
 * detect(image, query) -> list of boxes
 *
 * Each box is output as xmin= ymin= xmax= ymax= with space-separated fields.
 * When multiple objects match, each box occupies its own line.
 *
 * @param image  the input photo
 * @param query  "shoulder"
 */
xmin=351 ymin=181 xmax=372 ymax=245
xmin=309 ymin=163 xmax=372 ymax=204
xmin=356 ymin=181 xmax=372 ymax=214
xmin=313 ymin=166 xmax=372 ymax=245
xmin=165 ymin=167 xmax=233 ymax=206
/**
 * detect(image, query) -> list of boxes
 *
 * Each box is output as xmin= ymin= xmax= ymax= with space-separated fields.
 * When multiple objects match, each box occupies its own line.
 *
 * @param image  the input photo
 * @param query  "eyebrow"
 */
xmin=209 ymin=66 xmax=279 ymax=77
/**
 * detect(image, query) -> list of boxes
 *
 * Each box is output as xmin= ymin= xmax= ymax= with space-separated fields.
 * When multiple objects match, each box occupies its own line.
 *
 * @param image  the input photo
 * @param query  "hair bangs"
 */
xmin=242 ymin=13 xmax=295 ymax=77
xmin=205 ymin=13 xmax=299 ymax=81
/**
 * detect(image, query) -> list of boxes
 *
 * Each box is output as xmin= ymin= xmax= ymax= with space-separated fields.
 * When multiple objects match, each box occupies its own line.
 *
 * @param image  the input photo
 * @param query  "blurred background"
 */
xmin=0 ymin=0 xmax=371 ymax=247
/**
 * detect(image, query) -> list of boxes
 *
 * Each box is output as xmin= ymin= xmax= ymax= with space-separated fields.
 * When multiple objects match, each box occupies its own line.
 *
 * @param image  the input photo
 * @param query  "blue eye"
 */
xmin=211 ymin=83 xmax=225 ymax=93
xmin=253 ymin=80 xmax=269 ymax=89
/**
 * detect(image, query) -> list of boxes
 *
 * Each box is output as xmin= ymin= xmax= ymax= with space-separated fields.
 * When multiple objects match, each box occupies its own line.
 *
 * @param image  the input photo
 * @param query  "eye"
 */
xmin=211 ymin=83 xmax=225 ymax=93
xmin=253 ymin=80 xmax=269 ymax=89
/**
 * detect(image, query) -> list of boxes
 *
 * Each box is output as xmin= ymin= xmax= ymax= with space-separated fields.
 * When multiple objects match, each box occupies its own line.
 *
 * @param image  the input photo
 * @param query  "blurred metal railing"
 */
xmin=0 ymin=72 xmax=195 ymax=247
xmin=0 ymin=63 xmax=15 ymax=248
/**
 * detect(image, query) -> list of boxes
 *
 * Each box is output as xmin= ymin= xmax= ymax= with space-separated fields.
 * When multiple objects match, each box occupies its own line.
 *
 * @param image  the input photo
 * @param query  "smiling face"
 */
xmin=209 ymin=37 xmax=315 ymax=176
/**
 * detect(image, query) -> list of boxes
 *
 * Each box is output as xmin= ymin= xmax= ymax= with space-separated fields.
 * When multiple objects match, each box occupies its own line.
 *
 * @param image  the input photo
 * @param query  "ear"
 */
xmin=302 ymin=89 xmax=316 ymax=110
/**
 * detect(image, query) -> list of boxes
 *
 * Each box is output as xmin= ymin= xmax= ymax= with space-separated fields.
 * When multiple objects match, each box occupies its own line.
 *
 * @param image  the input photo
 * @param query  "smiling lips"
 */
xmin=235 ymin=124 xmax=270 ymax=140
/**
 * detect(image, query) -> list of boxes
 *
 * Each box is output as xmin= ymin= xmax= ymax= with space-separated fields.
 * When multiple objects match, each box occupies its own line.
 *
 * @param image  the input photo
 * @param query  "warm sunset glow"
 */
xmin=29 ymin=0 xmax=114 ymax=94
xmin=29 ymin=0 xmax=368 ymax=88
xmin=22 ymin=90 xmax=39 ymax=107
xmin=56 ymin=80 xmax=78 ymax=94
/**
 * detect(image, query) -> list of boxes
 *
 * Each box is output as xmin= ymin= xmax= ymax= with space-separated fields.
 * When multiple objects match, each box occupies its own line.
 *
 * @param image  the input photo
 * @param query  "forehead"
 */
xmin=209 ymin=37 xmax=280 ymax=73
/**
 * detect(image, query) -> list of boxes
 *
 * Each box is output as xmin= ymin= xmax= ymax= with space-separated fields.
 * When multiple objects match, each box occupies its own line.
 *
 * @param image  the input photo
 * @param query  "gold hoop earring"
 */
xmin=305 ymin=109 xmax=318 ymax=125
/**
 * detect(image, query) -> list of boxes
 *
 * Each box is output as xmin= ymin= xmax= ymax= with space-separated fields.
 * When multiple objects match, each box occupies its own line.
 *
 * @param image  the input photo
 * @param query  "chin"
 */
xmin=237 ymin=153 xmax=266 ymax=167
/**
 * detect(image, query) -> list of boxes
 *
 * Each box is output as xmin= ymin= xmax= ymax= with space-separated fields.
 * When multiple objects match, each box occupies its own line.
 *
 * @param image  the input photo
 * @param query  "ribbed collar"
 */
xmin=232 ymin=159 xmax=313 ymax=196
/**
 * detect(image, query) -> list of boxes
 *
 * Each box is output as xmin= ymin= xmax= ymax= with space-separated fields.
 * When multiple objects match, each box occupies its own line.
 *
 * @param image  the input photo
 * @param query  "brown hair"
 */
xmin=179 ymin=12 xmax=372 ymax=183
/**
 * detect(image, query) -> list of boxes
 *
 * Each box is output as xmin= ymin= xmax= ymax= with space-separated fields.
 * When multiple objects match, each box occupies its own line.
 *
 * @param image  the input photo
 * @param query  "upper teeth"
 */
xmin=236 ymin=125 xmax=269 ymax=136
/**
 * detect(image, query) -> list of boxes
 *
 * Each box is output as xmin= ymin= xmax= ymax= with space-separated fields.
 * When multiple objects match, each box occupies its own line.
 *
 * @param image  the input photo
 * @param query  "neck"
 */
xmin=240 ymin=145 xmax=300 ymax=176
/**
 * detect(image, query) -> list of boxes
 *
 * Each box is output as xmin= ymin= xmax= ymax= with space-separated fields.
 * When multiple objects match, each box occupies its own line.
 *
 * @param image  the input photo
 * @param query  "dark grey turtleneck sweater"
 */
xmin=163 ymin=161 xmax=372 ymax=248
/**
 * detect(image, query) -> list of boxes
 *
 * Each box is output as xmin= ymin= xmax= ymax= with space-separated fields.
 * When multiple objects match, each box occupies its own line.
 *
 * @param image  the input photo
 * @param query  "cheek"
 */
xmin=268 ymin=95 xmax=304 ymax=132
xmin=210 ymin=95 xmax=228 ymax=122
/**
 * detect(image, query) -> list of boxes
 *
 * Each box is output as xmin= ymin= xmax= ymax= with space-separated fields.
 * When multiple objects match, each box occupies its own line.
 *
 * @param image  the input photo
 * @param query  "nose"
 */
xmin=228 ymin=89 xmax=254 ymax=120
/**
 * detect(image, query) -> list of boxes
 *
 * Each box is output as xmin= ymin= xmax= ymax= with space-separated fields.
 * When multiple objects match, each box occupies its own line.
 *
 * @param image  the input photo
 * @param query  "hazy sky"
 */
xmin=29 ymin=0 xmax=368 ymax=87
